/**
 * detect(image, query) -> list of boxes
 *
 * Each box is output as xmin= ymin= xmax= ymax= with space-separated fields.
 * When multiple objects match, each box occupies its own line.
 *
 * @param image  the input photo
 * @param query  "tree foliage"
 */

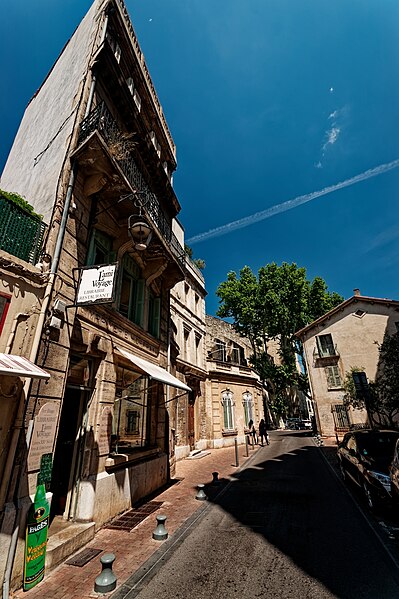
xmin=216 ymin=262 xmax=343 ymax=416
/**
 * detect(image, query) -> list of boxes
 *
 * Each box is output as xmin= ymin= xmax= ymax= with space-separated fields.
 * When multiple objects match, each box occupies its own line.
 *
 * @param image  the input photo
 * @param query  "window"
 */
xmin=86 ymin=229 xmax=115 ymax=265
xmin=106 ymin=32 xmax=121 ymax=62
xmin=325 ymin=365 xmax=342 ymax=389
xmin=231 ymin=342 xmax=246 ymax=366
xmin=148 ymin=290 xmax=161 ymax=338
xmin=126 ymin=77 xmax=141 ymax=111
xmin=332 ymin=404 xmax=350 ymax=428
xmin=0 ymin=293 xmax=11 ymax=336
xmin=183 ymin=325 xmax=191 ymax=361
xmin=149 ymin=131 xmax=161 ymax=158
xmin=222 ymin=390 xmax=234 ymax=430
xmin=112 ymin=367 xmax=149 ymax=452
xmin=215 ymin=339 xmax=227 ymax=362
xmin=316 ymin=334 xmax=336 ymax=357
xmin=117 ymin=255 xmax=144 ymax=326
xmin=242 ymin=391 xmax=253 ymax=427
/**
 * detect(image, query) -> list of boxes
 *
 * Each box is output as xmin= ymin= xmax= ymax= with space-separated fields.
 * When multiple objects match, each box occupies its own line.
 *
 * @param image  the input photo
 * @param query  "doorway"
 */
xmin=50 ymin=387 xmax=84 ymax=520
xmin=188 ymin=391 xmax=195 ymax=450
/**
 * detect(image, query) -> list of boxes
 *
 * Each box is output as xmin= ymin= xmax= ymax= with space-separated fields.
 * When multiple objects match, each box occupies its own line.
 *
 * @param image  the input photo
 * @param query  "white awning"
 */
xmin=0 ymin=354 xmax=50 ymax=379
xmin=116 ymin=347 xmax=191 ymax=392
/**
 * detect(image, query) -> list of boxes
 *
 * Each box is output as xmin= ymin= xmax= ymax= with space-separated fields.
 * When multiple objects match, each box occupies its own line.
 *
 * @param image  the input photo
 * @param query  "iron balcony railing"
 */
xmin=0 ymin=195 xmax=46 ymax=265
xmin=313 ymin=344 xmax=339 ymax=360
xmin=78 ymin=102 xmax=185 ymax=268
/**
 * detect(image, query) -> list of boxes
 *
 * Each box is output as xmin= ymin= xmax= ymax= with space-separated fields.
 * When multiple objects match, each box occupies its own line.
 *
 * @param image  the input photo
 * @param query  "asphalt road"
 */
xmin=118 ymin=431 xmax=399 ymax=599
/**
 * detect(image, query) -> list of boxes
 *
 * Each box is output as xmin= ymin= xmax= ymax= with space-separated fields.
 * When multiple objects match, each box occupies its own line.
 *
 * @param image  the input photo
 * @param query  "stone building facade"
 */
xmin=205 ymin=315 xmax=266 ymax=447
xmin=170 ymin=246 xmax=207 ymax=460
xmin=296 ymin=292 xmax=399 ymax=438
xmin=1 ymin=0 xmax=192 ymax=589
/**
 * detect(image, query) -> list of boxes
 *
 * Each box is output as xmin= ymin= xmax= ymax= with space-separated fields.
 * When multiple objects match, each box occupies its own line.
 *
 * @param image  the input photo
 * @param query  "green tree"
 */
xmin=216 ymin=262 xmax=343 ymax=417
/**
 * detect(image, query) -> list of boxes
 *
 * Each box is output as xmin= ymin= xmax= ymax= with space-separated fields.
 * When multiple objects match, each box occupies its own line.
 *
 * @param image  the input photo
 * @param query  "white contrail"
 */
xmin=186 ymin=159 xmax=399 ymax=245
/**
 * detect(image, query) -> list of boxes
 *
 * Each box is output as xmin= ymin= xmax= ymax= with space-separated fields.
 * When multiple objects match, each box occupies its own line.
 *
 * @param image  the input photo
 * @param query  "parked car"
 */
xmin=337 ymin=429 xmax=399 ymax=511
xmin=285 ymin=418 xmax=312 ymax=431
xmin=389 ymin=438 xmax=399 ymax=504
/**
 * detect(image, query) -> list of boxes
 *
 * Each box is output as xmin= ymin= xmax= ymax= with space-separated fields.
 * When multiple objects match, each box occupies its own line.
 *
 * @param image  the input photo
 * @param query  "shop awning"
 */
xmin=0 ymin=354 xmax=50 ymax=379
xmin=116 ymin=347 xmax=191 ymax=392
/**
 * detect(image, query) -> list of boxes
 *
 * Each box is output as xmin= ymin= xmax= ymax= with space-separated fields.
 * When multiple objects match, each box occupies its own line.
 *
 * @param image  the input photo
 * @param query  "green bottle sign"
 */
xmin=23 ymin=481 xmax=50 ymax=590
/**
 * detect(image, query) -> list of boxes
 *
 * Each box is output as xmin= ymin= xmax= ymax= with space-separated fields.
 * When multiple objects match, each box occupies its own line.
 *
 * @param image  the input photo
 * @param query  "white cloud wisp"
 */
xmin=186 ymin=159 xmax=399 ymax=245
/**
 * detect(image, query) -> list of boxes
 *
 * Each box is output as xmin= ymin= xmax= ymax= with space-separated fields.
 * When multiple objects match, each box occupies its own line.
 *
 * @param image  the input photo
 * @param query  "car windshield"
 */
xmin=357 ymin=433 xmax=399 ymax=458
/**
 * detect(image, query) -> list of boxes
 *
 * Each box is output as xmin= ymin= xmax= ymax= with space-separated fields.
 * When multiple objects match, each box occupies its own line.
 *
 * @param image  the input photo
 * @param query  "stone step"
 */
xmin=46 ymin=521 xmax=95 ymax=572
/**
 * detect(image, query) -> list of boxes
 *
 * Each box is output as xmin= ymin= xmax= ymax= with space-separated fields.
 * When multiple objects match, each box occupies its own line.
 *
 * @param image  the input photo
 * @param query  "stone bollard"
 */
xmin=196 ymin=484 xmax=207 ymax=501
xmin=152 ymin=515 xmax=168 ymax=540
xmin=94 ymin=553 xmax=117 ymax=594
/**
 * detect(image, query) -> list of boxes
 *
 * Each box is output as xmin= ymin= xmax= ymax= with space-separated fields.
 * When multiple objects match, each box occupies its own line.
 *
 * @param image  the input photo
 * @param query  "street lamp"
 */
xmin=126 ymin=192 xmax=153 ymax=251
xmin=128 ymin=214 xmax=153 ymax=251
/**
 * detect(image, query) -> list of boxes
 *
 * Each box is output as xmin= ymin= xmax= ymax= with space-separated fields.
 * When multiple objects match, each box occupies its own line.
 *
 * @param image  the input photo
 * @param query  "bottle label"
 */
xmin=23 ymin=494 xmax=49 ymax=590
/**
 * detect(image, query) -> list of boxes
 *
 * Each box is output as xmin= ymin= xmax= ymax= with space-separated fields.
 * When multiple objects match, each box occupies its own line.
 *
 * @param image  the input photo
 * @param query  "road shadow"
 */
xmin=204 ymin=438 xmax=399 ymax=598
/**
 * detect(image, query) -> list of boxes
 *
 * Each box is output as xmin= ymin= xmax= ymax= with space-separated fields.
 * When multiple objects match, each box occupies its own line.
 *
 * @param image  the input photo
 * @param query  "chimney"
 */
xmin=353 ymin=288 xmax=360 ymax=296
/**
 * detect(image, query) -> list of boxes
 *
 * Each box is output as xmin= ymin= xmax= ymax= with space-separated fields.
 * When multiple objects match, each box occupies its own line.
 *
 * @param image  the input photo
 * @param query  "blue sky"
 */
xmin=1 ymin=0 xmax=399 ymax=315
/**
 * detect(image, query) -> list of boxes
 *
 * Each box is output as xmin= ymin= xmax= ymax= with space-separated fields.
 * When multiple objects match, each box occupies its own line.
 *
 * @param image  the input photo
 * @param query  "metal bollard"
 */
xmin=234 ymin=438 xmax=239 ymax=467
xmin=196 ymin=484 xmax=207 ymax=501
xmin=212 ymin=471 xmax=220 ymax=484
xmin=94 ymin=553 xmax=117 ymax=594
xmin=245 ymin=435 xmax=249 ymax=457
xmin=152 ymin=515 xmax=168 ymax=540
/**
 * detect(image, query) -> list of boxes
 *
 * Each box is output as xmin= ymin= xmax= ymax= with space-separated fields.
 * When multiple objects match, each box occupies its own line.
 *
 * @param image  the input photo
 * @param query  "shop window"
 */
xmin=86 ymin=229 xmax=115 ymax=266
xmin=117 ymin=254 xmax=144 ymax=326
xmin=242 ymin=391 xmax=253 ymax=426
xmin=222 ymin=390 xmax=234 ymax=430
xmin=0 ymin=293 xmax=11 ymax=336
xmin=112 ymin=367 xmax=149 ymax=452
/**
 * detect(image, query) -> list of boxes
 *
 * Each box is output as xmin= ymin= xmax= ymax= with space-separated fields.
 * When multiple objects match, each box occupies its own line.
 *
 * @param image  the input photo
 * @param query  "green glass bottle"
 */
xmin=23 ymin=479 xmax=50 ymax=590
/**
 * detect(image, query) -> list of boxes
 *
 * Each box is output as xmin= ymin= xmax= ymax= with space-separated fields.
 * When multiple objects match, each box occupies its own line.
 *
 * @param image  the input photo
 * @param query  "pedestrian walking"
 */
xmin=247 ymin=419 xmax=257 ymax=446
xmin=259 ymin=419 xmax=269 ymax=446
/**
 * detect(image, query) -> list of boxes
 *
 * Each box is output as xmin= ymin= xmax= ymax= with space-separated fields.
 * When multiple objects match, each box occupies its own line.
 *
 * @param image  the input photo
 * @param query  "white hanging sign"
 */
xmin=76 ymin=263 xmax=118 ymax=305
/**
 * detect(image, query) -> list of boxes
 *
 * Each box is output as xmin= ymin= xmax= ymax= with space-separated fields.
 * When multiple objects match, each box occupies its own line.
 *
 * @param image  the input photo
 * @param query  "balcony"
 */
xmin=313 ymin=345 xmax=340 ymax=361
xmin=0 ymin=194 xmax=46 ymax=264
xmin=75 ymin=102 xmax=185 ymax=272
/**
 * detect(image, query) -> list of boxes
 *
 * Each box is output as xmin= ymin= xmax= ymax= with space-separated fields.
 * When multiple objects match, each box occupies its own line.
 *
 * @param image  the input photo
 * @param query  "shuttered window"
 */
xmin=325 ymin=365 xmax=342 ymax=389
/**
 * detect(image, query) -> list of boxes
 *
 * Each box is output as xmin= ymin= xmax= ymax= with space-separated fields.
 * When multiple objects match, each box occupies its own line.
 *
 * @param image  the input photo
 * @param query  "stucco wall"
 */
xmin=0 ymin=1 xmax=99 ymax=222
xmin=302 ymin=300 xmax=399 ymax=436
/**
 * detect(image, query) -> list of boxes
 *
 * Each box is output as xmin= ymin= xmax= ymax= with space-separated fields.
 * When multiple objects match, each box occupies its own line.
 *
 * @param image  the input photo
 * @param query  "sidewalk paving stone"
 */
xmin=13 ymin=444 xmax=257 ymax=599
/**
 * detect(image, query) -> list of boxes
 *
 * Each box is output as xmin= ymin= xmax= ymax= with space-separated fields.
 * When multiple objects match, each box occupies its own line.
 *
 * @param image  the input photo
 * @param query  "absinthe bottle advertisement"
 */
xmin=23 ymin=474 xmax=50 ymax=590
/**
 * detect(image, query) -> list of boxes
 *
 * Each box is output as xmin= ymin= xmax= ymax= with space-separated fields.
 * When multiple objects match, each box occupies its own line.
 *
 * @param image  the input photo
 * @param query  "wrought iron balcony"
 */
xmin=77 ymin=102 xmax=185 ymax=268
xmin=0 ymin=194 xmax=46 ymax=265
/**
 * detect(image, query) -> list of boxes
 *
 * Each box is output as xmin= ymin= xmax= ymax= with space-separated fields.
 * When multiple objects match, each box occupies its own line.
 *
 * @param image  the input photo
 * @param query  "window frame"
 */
xmin=0 ymin=293 xmax=11 ymax=336
xmin=222 ymin=390 xmax=235 ymax=431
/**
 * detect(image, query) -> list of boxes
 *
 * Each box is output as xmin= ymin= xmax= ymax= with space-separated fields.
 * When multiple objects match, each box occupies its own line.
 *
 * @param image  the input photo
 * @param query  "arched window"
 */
xmin=222 ymin=390 xmax=234 ymax=431
xmin=242 ymin=391 xmax=253 ymax=427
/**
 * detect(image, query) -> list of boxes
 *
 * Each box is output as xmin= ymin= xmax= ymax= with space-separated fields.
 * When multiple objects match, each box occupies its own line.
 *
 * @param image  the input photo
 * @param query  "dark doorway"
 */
xmin=188 ymin=392 xmax=195 ymax=450
xmin=50 ymin=387 xmax=82 ymax=520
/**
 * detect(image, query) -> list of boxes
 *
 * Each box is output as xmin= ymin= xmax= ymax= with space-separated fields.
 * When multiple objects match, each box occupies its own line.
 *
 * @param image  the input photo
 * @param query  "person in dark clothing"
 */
xmin=259 ymin=418 xmax=269 ymax=446
xmin=247 ymin=419 xmax=257 ymax=445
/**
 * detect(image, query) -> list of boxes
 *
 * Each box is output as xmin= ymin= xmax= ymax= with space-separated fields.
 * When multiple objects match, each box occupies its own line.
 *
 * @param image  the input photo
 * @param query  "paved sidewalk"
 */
xmin=13 ymin=443 xmax=259 ymax=599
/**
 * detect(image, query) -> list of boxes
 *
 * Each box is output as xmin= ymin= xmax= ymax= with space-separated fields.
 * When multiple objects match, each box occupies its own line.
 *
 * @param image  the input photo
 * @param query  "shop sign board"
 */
xmin=76 ymin=263 xmax=118 ymax=306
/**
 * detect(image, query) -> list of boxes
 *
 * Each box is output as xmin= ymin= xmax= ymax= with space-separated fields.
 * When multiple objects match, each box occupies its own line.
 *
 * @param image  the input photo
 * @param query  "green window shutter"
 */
xmin=134 ymin=279 xmax=145 ymax=326
xmin=150 ymin=297 xmax=161 ymax=338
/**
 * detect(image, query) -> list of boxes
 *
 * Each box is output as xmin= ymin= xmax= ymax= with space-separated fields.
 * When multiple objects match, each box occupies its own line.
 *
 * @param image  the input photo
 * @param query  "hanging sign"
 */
xmin=76 ymin=263 xmax=118 ymax=306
